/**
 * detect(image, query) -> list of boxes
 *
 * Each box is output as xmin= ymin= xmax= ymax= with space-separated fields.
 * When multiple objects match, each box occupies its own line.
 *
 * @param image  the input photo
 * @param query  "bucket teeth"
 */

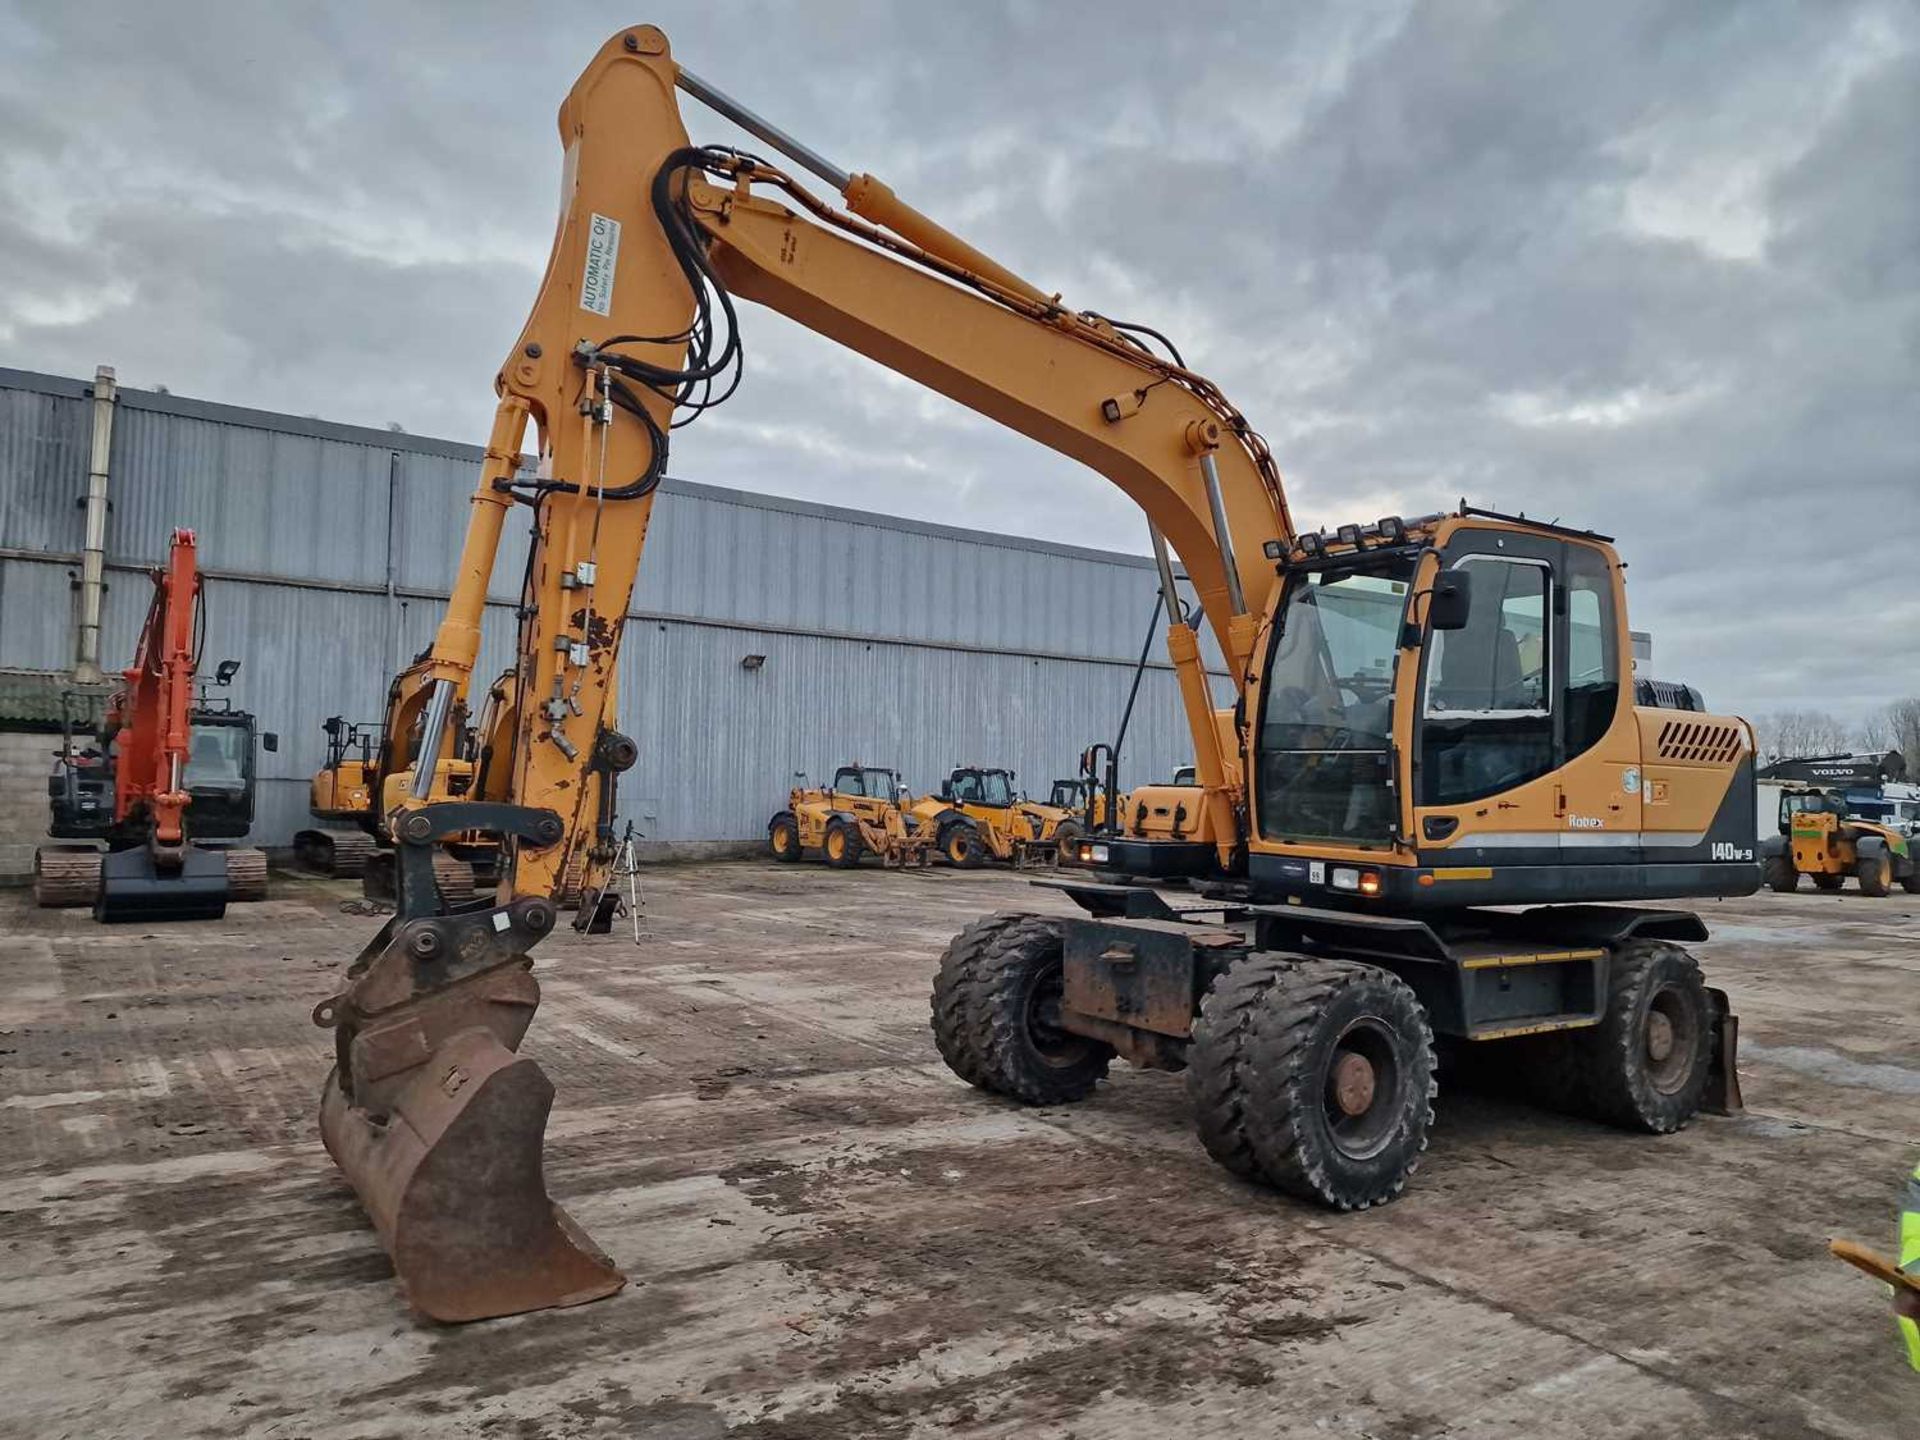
xmin=320 ymin=1028 xmax=624 ymax=1323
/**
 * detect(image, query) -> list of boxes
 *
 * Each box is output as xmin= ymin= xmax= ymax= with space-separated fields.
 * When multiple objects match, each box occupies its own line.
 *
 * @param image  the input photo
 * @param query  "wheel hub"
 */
xmin=1330 ymin=1051 xmax=1377 ymax=1117
xmin=1645 ymin=1010 xmax=1675 ymax=1063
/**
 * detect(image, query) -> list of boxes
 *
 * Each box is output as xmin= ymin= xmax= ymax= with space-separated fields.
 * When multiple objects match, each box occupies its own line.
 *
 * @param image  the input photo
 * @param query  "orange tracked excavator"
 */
xmin=35 ymin=528 xmax=273 ymax=921
xmin=319 ymin=24 xmax=1759 ymax=1323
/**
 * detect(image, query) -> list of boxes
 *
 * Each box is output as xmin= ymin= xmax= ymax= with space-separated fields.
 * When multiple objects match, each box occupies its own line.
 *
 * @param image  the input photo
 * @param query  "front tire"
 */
xmin=1856 ymin=852 xmax=1892 ymax=897
xmin=1188 ymin=956 xmax=1436 ymax=1210
xmin=768 ymin=813 xmax=803 ymax=863
xmin=941 ymin=822 xmax=986 ymax=869
xmin=1764 ymin=856 xmax=1799 ymax=892
xmin=822 ymin=817 xmax=863 ymax=869
xmin=929 ymin=913 xmax=1112 ymax=1104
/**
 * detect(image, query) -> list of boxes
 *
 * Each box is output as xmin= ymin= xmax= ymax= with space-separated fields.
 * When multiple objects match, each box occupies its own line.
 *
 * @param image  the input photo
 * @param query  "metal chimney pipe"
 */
xmin=73 ymin=364 xmax=117 ymax=683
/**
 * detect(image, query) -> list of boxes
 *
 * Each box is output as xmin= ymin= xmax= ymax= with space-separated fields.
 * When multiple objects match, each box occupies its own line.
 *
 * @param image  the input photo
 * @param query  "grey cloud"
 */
xmin=0 ymin=0 xmax=1914 ymax=720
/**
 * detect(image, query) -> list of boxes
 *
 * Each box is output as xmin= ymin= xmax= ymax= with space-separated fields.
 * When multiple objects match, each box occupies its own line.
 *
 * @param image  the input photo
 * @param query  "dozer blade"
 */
xmin=320 ymin=1028 xmax=624 ymax=1323
xmin=95 ymin=844 xmax=227 ymax=923
xmin=1703 ymin=985 xmax=1744 ymax=1116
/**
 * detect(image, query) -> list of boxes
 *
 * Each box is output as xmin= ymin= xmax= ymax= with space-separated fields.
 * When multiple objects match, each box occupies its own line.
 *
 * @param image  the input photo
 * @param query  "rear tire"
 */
xmin=929 ymin=913 xmax=1112 ymax=1104
xmin=822 ymin=816 xmax=863 ymax=869
xmin=1763 ymin=856 xmax=1798 ymax=893
xmin=1562 ymin=941 xmax=1712 ymax=1132
xmin=1810 ymin=871 xmax=1844 ymax=892
xmin=767 ymin=813 xmax=803 ymax=863
xmin=1856 ymin=853 xmax=1892 ymax=897
xmin=1902 ymin=867 xmax=1920 ymax=895
xmin=1188 ymin=956 xmax=1435 ymax=1210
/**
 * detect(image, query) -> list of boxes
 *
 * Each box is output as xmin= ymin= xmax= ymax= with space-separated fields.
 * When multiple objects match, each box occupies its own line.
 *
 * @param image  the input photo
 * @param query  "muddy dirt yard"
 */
xmin=0 ymin=862 xmax=1913 ymax=1439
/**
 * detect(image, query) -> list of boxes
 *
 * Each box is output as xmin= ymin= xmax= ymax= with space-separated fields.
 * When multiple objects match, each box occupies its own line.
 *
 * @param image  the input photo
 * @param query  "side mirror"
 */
xmin=939 ymin=781 xmax=951 ymax=800
xmin=1427 ymin=569 xmax=1473 ymax=632
xmin=261 ymin=731 xmax=279 ymax=753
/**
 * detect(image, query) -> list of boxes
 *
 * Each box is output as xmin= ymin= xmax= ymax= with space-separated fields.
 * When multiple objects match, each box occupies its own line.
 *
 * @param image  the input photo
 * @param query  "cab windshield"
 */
xmin=952 ymin=771 xmax=1014 ymax=806
xmin=831 ymin=768 xmax=897 ymax=798
xmin=1257 ymin=557 xmax=1413 ymax=844
xmin=184 ymin=723 xmax=249 ymax=791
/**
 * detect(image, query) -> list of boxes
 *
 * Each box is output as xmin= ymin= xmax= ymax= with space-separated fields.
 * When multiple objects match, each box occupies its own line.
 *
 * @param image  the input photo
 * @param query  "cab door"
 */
xmin=1552 ymin=539 xmax=1640 ymax=853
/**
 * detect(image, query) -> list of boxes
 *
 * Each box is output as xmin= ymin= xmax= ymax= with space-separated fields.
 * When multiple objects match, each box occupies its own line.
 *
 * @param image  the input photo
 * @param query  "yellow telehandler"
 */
xmin=1762 ymin=785 xmax=1918 ymax=895
xmin=768 ymin=764 xmax=936 ymax=868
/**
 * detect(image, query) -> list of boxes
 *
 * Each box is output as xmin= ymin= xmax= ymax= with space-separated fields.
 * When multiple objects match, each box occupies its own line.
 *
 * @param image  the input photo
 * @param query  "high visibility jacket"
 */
xmin=1901 ymin=1160 xmax=1919 ymax=1371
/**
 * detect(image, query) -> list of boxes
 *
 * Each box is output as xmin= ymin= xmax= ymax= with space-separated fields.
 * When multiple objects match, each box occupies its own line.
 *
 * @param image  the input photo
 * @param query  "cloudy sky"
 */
xmin=1 ymin=1 xmax=1914 ymax=720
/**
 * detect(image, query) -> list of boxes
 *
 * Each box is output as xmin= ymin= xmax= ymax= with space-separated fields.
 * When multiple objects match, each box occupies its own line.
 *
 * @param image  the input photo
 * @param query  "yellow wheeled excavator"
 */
xmin=318 ymin=24 xmax=1760 ymax=1323
xmin=295 ymin=666 xmax=533 ymax=905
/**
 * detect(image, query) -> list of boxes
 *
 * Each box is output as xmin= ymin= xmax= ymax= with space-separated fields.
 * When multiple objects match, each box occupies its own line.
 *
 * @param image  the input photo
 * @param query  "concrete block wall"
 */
xmin=0 ymin=731 xmax=57 ymax=880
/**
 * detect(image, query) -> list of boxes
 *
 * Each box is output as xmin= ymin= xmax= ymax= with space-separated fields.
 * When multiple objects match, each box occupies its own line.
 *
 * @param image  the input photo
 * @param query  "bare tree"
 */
xmin=1855 ymin=711 xmax=1892 ymax=752
xmin=1886 ymin=697 xmax=1920 ymax=772
xmin=1756 ymin=708 xmax=1854 ymax=761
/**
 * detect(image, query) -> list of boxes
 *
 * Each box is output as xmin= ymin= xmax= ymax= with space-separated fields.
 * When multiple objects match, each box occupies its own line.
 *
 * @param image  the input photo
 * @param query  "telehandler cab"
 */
xmin=313 ymin=24 xmax=1763 ymax=1322
xmin=1763 ymin=785 xmax=1917 ymax=895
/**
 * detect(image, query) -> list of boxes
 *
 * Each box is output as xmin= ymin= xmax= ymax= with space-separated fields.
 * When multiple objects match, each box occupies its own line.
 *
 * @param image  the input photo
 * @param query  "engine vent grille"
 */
xmin=1655 ymin=719 xmax=1744 ymax=764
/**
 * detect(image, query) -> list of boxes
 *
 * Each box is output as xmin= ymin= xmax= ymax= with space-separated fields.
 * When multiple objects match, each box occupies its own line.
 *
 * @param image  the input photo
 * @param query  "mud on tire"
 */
xmin=929 ymin=913 xmax=1112 ymax=1104
xmin=1188 ymin=956 xmax=1436 ymax=1210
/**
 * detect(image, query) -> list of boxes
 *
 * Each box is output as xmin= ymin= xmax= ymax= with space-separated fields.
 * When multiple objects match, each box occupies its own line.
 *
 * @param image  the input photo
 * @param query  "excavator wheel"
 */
xmin=1554 ymin=940 xmax=1712 ymax=1132
xmin=1763 ymin=856 xmax=1798 ymax=893
xmin=33 ymin=846 xmax=102 ymax=909
xmin=930 ymin=913 xmax=1111 ymax=1105
xmin=223 ymin=848 xmax=270 ymax=903
xmin=1855 ymin=853 xmax=1893 ymax=897
xmin=822 ymin=817 xmax=863 ymax=869
xmin=767 ymin=813 xmax=803 ymax=863
xmin=1809 ymin=871 xmax=1843 ymax=892
xmin=1189 ymin=956 xmax=1435 ymax=1210
xmin=940 ymin=822 xmax=985 ymax=870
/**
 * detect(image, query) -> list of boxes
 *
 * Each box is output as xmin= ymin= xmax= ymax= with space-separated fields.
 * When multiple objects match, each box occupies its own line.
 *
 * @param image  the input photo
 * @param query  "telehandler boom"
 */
xmin=319 ymin=23 xmax=1760 ymax=1322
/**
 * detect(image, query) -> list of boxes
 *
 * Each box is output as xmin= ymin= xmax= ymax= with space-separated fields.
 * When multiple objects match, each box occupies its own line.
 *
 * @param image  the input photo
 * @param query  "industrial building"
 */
xmin=0 ymin=364 xmax=1220 ymax=877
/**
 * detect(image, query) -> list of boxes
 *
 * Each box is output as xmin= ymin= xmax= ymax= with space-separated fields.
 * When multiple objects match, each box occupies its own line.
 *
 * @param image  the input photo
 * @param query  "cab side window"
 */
xmin=1564 ymin=545 xmax=1619 ymax=758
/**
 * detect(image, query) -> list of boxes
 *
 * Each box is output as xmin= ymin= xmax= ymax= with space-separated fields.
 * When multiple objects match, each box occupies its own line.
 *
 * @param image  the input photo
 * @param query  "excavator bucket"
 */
xmin=319 ymin=1029 xmax=622 ymax=1322
xmin=316 ymin=886 xmax=623 ymax=1323
xmin=94 ymin=845 xmax=228 ymax=923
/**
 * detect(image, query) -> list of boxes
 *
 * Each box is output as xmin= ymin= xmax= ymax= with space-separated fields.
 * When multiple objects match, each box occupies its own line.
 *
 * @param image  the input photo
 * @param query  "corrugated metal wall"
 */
xmin=0 ymin=366 xmax=1227 ymax=848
